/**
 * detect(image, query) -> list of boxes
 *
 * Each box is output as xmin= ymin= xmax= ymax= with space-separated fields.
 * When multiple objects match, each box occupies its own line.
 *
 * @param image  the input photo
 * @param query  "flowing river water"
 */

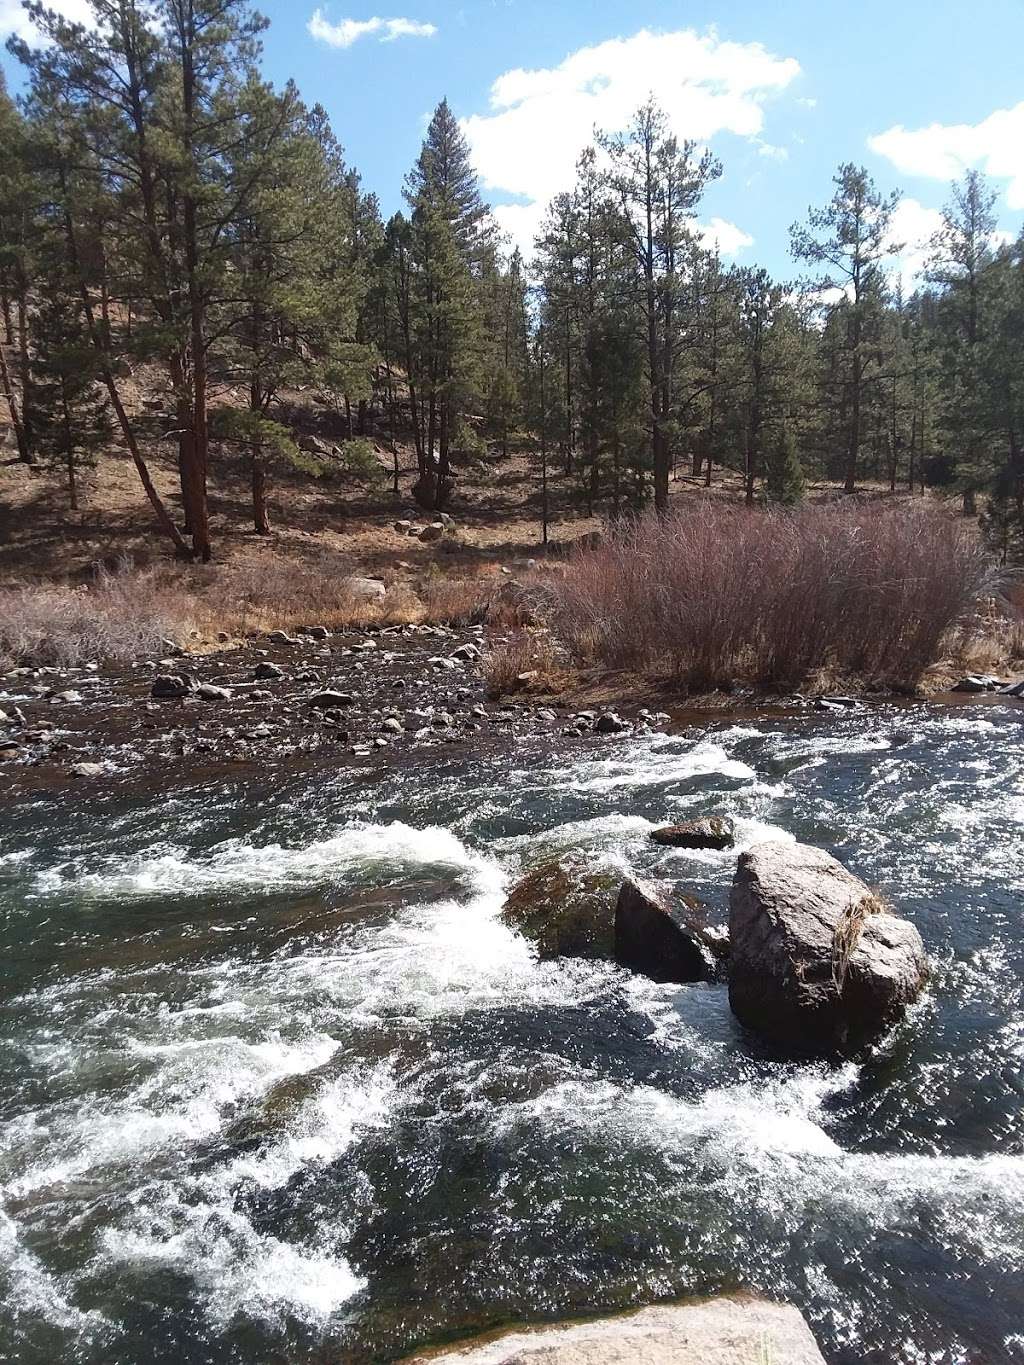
xmin=2 ymin=703 xmax=1023 ymax=1363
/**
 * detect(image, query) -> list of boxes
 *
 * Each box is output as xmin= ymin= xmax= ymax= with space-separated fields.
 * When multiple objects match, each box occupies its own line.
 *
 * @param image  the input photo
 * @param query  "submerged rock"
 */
xmin=650 ymin=816 xmax=734 ymax=849
xmin=614 ymin=878 xmax=719 ymax=983
xmin=728 ymin=840 xmax=928 ymax=1051
xmin=500 ymin=860 xmax=619 ymax=958
xmin=399 ymin=1295 xmax=826 ymax=1364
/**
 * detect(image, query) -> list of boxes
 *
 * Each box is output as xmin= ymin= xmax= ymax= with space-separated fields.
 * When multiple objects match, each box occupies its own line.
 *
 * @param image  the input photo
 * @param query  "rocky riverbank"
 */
xmin=1 ymin=621 xmax=1021 ymax=805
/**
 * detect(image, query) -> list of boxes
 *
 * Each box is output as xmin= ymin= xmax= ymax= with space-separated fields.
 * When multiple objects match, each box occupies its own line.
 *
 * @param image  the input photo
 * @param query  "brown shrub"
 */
xmin=482 ymin=630 xmax=561 ymax=699
xmin=551 ymin=499 xmax=997 ymax=691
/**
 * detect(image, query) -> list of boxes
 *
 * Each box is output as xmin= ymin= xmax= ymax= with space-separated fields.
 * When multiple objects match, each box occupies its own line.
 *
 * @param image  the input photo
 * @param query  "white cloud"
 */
xmin=307 ymin=10 xmax=437 ymax=49
xmin=461 ymin=26 xmax=798 ymax=255
xmin=884 ymin=196 xmax=943 ymax=292
xmin=869 ymin=102 xmax=1024 ymax=210
xmin=699 ymin=217 xmax=754 ymax=257
xmin=0 ymin=0 xmax=94 ymax=42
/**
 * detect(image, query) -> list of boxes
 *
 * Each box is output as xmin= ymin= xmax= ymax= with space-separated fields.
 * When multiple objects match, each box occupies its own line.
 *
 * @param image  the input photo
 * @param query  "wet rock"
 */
xmin=952 ymin=674 xmax=1003 ymax=693
xmin=70 ymin=761 xmax=106 ymax=778
xmin=1000 ymin=679 xmax=1024 ymax=697
xmin=650 ymin=816 xmax=734 ymax=850
xmin=254 ymin=662 xmax=285 ymax=681
xmin=308 ymin=690 xmax=355 ymax=709
xmin=501 ymin=860 xmax=619 ymax=959
xmin=151 ymin=674 xmax=194 ymax=699
xmin=0 ymin=737 xmax=21 ymax=754
xmin=728 ymin=840 xmax=929 ymax=1051
xmin=195 ymin=683 xmax=232 ymax=701
xmin=614 ymin=878 xmax=718 ymax=983
xmin=594 ymin=711 xmax=627 ymax=734
xmin=399 ymin=1295 xmax=827 ymax=1364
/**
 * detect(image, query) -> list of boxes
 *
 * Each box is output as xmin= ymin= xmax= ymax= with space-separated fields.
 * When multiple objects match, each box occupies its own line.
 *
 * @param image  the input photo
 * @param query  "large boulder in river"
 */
xmin=651 ymin=816 xmax=734 ymax=849
xmin=502 ymin=863 xmax=722 ymax=985
xmin=728 ymin=841 xmax=928 ymax=1052
xmin=614 ymin=877 xmax=720 ymax=983
xmin=501 ymin=860 xmax=619 ymax=958
xmin=398 ymin=1295 xmax=827 ymax=1364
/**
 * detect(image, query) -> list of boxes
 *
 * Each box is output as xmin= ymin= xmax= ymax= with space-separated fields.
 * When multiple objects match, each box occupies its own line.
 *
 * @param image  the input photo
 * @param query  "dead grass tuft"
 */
xmin=831 ymin=891 xmax=888 ymax=993
xmin=0 ymin=561 xmax=192 ymax=669
xmin=482 ymin=630 xmax=562 ymax=699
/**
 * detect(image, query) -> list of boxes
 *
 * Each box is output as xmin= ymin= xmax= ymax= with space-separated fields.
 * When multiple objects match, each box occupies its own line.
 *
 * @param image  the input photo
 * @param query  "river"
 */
xmin=1 ymin=703 xmax=1022 ymax=1363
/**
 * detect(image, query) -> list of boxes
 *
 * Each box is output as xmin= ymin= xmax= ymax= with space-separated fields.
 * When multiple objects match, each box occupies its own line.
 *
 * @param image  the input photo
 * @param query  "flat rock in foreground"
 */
xmin=400 ymin=1296 xmax=826 ymax=1363
xmin=729 ymin=840 xmax=928 ymax=1051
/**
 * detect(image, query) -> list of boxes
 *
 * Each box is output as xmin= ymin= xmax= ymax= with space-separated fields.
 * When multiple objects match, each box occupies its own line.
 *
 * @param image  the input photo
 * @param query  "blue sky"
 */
xmin=4 ymin=0 xmax=1024 ymax=280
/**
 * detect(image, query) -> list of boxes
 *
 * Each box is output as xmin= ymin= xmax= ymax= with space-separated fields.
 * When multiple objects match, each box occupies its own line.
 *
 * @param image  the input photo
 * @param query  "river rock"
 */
xmin=70 ymin=761 xmax=106 ymax=778
xmin=151 ymin=674 xmax=193 ymax=699
xmin=952 ymin=674 xmax=1003 ymax=693
xmin=268 ymin=630 xmax=300 ymax=645
xmin=614 ymin=878 xmax=719 ymax=983
xmin=308 ymin=690 xmax=355 ymax=709
xmin=594 ymin=711 xmax=627 ymax=734
xmin=299 ymin=625 xmax=330 ymax=640
xmin=501 ymin=860 xmax=619 ymax=958
xmin=398 ymin=1295 xmax=826 ymax=1364
xmin=254 ymin=662 xmax=285 ymax=681
xmin=999 ymin=679 xmax=1024 ymax=697
xmin=728 ymin=840 xmax=928 ymax=1051
xmin=650 ymin=816 xmax=734 ymax=849
xmin=195 ymin=683 xmax=231 ymax=701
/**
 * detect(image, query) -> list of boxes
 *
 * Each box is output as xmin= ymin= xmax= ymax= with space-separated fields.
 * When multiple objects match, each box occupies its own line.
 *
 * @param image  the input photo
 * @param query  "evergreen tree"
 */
xmin=791 ymin=164 xmax=902 ymax=491
xmin=766 ymin=423 xmax=805 ymax=506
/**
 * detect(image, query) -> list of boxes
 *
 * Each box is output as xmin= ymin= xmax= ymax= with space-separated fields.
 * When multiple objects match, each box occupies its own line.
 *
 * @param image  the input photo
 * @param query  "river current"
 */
xmin=1 ymin=704 xmax=1023 ymax=1363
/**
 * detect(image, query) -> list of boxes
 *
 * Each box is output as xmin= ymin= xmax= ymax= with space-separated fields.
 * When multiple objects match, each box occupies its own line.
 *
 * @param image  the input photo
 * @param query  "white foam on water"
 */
xmin=539 ymin=737 xmax=757 ymax=795
xmin=98 ymin=1060 xmax=402 ymax=1329
xmin=493 ymin=813 xmax=659 ymax=860
xmin=5 ymin=1032 xmax=341 ymax=1199
xmin=31 ymin=821 xmax=502 ymax=902
xmin=0 ymin=1207 xmax=105 ymax=1335
xmin=103 ymin=1209 xmax=364 ymax=1330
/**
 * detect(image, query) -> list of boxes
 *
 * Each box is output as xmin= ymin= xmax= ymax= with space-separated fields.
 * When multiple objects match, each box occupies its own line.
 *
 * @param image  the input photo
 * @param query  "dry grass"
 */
xmin=0 ymin=552 xmax=524 ymax=669
xmin=482 ymin=630 xmax=563 ymax=699
xmin=551 ymin=499 xmax=998 ymax=692
xmin=0 ymin=562 xmax=192 ymax=669
xmin=831 ymin=891 xmax=888 ymax=992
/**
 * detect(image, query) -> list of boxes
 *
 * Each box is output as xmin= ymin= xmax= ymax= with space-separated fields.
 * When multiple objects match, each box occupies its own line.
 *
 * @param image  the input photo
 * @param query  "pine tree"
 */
xmin=599 ymin=100 xmax=721 ymax=510
xmin=30 ymin=273 xmax=111 ymax=510
xmin=790 ymin=164 xmax=902 ymax=492
xmin=766 ymin=424 xmax=805 ymax=506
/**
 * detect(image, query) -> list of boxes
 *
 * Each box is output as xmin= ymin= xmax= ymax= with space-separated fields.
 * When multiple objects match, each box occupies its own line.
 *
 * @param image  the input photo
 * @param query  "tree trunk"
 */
xmin=251 ymin=450 xmax=270 ymax=534
xmin=0 ymin=333 xmax=29 ymax=464
xmin=62 ymin=207 xmax=189 ymax=558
